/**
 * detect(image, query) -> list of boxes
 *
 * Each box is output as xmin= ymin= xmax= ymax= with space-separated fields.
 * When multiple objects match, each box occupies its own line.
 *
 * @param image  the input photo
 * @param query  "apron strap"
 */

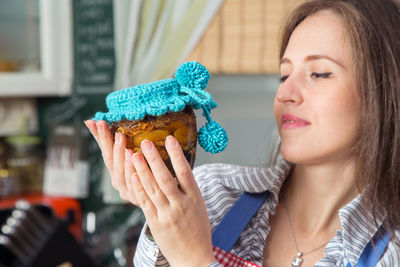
xmin=212 ymin=191 xmax=271 ymax=252
xmin=346 ymin=225 xmax=391 ymax=267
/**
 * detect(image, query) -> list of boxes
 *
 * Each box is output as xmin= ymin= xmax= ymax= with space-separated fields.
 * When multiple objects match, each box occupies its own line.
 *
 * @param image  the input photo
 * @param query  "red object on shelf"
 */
xmin=0 ymin=193 xmax=83 ymax=242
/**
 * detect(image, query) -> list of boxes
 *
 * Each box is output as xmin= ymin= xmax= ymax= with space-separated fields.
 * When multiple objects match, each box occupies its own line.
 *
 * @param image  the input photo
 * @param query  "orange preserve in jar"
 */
xmin=110 ymin=106 xmax=197 ymax=176
xmin=93 ymin=61 xmax=228 ymax=176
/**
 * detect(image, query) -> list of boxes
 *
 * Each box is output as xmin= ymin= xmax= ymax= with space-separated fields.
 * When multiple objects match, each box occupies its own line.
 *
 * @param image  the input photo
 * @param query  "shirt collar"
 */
xmin=217 ymin=160 xmax=386 ymax=265
xmin=337 ymin=193 xmax=386 ymax=266
xmin=217 ymin=159 xmax=292 ymax=203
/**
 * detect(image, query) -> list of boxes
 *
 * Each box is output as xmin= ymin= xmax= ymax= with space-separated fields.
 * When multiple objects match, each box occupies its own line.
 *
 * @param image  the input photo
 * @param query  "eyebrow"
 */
xmin=280 ymin=54 xmax=347 ymax=69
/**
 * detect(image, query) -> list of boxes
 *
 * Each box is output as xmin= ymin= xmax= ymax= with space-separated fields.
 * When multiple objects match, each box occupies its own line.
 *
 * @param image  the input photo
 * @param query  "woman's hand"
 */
xmin=128 ymin=135 xmax=215 ymax=267
xmin=84 ymin=120 xmax=139 ymax=205
xmin=85 ymin=120 xmax=215 ymax=266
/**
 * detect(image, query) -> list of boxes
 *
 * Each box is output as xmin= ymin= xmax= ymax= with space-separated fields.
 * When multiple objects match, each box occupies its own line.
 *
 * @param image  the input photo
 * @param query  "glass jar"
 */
xmin=0 ymin=138 xmax=21 ymax=198
xmin=110 ymin=106 xmax=197 ymax=176
xmin=6 ymin=135 xmax=44 ymax=194
xmin=0 ymin=168 xmax=21 ymax=198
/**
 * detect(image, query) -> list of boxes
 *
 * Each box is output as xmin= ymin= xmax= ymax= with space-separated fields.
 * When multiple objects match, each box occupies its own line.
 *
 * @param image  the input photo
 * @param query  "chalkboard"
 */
xmin=73 ymin=0 xmax=115 ymax=94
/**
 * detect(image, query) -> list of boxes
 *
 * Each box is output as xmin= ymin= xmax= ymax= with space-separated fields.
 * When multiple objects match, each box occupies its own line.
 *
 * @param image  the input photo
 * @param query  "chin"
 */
xmin=280 ymin=142 xmax=356 ymax=166
xmin=280 ymin=144 xmax=304 ymax=163
xmin=281 ymin=153 xmax=305 ymax=164
xmin=279 ymin=143 xmax=320 ymax=165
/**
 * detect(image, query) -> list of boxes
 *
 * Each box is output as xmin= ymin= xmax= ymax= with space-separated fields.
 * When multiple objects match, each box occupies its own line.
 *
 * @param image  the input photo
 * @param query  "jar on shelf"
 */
xmin=0 ymin=168 xmax=21 ymax=198
xmin=94 ymin=61 xmax=228 ymax=176
xmin=0 ymin=138 xmax=20 ymax=198
xmin=5 ymin=134 xmax=44 ymax=194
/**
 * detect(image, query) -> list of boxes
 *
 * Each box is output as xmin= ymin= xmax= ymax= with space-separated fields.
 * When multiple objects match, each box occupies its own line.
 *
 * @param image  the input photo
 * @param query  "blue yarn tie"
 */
xmin=179 ymin=86 xmax=212 ymax=106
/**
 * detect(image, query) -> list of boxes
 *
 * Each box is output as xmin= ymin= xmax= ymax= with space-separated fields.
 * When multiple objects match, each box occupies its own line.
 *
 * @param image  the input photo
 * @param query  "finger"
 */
xmin=129 ymin=172 xmax=157 ymax=220
xmin=140 ymin=139 xmax=181 ymax=202
xmin=96 ymin=120 xmax=114 ymax=170
xmin=84 ymin=120 xmax=100 ymax=144
xmin=125 ymin=148 xmax=136 ymax=183
xmin=112 ymin=132 xmax=127 ymax=192
xmin=165 ymin=135 xmax=199 ymax=195
xmin=132 ymin=151 xmax=169 ymax=209
xmin=124 ymin=148 xmax=138 ymax=205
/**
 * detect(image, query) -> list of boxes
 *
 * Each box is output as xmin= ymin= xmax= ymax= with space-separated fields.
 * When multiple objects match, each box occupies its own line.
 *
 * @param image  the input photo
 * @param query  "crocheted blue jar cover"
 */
xmin=94 ymin=61 xmax=228 ymax=154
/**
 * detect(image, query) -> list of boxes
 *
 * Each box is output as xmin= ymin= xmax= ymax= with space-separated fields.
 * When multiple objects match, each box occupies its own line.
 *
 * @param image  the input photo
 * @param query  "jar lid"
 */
xmin=93 ymin=61 xmax=228 ymax=154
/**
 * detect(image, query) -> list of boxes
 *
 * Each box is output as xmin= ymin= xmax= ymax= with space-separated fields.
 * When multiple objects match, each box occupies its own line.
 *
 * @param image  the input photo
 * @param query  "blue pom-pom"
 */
xmin=198 ymin=121 xmax=228 ymax=154
xmin=175 ymin=61 xmax=210 ymax=90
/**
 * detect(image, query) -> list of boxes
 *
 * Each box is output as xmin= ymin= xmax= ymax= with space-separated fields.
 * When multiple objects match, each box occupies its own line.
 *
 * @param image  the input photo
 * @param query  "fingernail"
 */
xmin=166 ymin=135 xmax=178 ymax=147
xmin=141 ymin=139 xmax=153 ymax=152
xmin=132 ymin=152 xmax=143 ymax=164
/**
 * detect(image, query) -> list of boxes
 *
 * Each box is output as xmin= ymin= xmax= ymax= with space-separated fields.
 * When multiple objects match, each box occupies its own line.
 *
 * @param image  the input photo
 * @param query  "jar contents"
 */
xmin=110 ymin=106 xmax=197 ymax=176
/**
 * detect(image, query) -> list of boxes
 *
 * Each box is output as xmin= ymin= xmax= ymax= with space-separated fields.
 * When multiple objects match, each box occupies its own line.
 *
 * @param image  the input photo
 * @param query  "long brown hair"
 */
xmin=278 ymin=0 xmax=400 ymax=235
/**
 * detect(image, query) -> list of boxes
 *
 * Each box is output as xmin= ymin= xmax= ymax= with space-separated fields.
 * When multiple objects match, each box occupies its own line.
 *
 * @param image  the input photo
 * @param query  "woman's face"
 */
xmin=273 ymin=10 xmax=360 ymax=165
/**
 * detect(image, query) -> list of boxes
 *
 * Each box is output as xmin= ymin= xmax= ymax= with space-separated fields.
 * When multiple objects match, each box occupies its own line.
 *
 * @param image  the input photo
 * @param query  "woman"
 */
xmin=85 ymin=0 xmax=400 ymax=266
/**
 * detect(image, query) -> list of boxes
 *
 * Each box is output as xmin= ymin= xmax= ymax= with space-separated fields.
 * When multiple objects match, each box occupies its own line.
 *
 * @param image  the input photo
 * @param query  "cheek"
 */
xmin=315 ymin=91 xmax=361 ymax=142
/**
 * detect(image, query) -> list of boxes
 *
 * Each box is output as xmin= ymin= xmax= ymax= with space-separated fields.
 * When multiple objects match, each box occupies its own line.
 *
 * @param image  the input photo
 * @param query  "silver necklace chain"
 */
xmin=284 ymin=201 xmax=329 ymax=257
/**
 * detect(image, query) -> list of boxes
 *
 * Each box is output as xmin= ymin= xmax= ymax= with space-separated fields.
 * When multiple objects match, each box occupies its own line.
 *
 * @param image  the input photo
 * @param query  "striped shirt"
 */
xmin=133 ymin=160 xmax=400 ymax=266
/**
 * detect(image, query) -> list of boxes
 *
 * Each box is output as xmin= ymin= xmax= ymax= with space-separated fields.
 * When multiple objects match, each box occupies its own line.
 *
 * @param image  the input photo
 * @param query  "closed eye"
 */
xmin=311 ymin=72 xmax=332 ymax=78
xmin=279 ymin=75 xmax=289 ymax=83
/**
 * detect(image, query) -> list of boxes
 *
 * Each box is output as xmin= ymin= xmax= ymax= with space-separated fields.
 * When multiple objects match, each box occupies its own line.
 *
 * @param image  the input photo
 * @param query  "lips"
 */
xmin=281 ymin=113 xmax=311 ymax=129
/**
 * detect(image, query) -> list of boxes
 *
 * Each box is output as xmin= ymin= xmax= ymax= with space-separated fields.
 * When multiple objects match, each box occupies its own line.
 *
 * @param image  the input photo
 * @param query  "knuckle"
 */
xmin=158 ymin=175 xmax=173 ymax=186
xmin=176 ymin=168 xmax=192 ymax=178
xmin=190 ymin=197 xmax=202 ymax=207
xmin=135 ymin=184 xmax=145 ymax=194
xmin=138 ymin=197 xmax=151 ymax=209
xmin=166 ymin=214 xmax=180 ymax=226
xmin=134 ymin=185 xmax=150 ymax=206
xmin=147 ymin=184 xmax=162 ymax=196
xmin=170 ymin=204 xmax=186 ymax=217
xmin=163 ymin=182 xmax=179 ymax=195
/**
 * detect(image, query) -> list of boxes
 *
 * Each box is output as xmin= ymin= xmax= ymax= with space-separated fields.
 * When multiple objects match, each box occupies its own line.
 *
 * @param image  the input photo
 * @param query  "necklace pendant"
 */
xmin=292 ymin=252 xmax=303 ymax=267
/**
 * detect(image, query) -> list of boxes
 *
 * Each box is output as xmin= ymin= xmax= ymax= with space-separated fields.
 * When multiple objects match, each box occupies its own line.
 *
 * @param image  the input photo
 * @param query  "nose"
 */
xmin=275 ymin=74 xmax=303 ymax=105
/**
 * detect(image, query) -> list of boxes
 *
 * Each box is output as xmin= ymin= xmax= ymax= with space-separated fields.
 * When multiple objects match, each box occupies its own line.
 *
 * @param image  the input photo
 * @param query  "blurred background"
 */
xmin=0 ymin=0 xmax=299 ymax=266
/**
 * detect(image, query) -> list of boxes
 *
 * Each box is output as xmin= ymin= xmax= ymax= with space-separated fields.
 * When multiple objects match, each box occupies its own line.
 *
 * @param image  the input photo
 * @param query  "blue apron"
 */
xmin=212 ymin=192 xmax=391 ymax=267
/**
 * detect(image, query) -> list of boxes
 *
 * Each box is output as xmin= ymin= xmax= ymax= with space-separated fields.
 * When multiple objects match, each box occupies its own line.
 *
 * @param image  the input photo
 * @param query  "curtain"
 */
xmin=113 ymin=0 xmax=224 ymax=89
